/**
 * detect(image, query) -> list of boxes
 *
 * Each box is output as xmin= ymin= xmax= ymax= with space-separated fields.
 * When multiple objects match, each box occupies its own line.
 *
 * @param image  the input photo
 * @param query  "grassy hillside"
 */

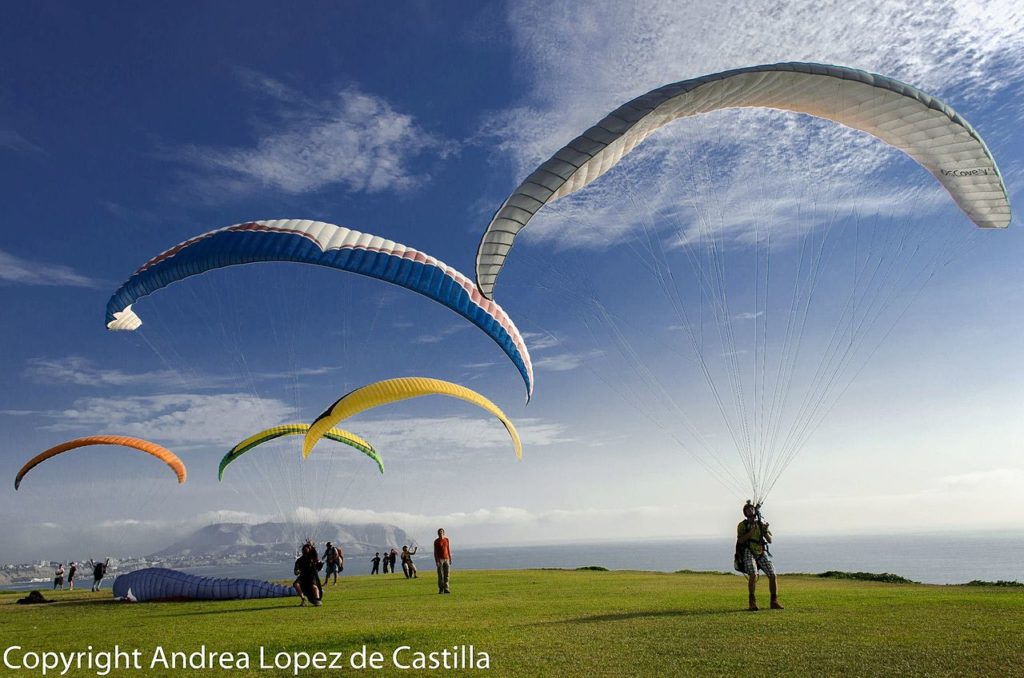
xmin=2 ymin=570 xmax=1021 ymax=676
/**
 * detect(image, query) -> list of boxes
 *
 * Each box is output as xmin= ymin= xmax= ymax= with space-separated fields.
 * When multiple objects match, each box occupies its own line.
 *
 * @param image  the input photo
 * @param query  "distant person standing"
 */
xmin=88 ymin=559 xmax=108 ymax=592
xmin=402 ymin=546 xmax=418 ymax=579
xmin=371 ymin=552 xmax=381 ymax=575
xmin=323 ymin=542 xmax=343 ymax=585
xmin=381 ymin=550 xmax=390 ymax=574
xmin=67 ymin=562 xmax=77 ymax=590
xmin=53 ymin=563 xmax=65 ymax=590
xmin=388 ymin=549 xmax=398 ymax=575
xmin=433 ymin=528 xmax=451 ymax=594
xmin=737 ymin=501 xmax=782 ymax=611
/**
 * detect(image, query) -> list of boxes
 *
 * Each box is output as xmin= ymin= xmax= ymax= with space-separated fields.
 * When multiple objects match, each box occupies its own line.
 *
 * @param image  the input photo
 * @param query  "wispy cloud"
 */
xmin=25 ymin=356 xmax=338 ymax=389
xmin=26 ymin=356 xmax=207 ymax=389
xmin=662 ymin=168 xmax=939 ymax=250
xmin=414 ymin=324 xmax=470 ymax=344
xmin=534 ymin=350 xmax=603 ymax=372
xmin=0 ymin=249 xmax=97 ymax=287
xmin=522 ymin=331 xmax=561 ymax=351
xmin=256 ymin=366 xmax=340 ymax=380
xmin=180 ymin=76 xmax=456 ymax=197
xmin=235 ymin=67 xmax=303 ymax=104
xmin=461 ymin=361 xmax=497 ymax=369
xmin=0 ymin=129 xmax=44 ymax=155
xmin=520 ymin=332 xmax=598 ymax=372
xmin=323 ymin=416 xmax=572 ymax=459
xmin=31 ymin=397 xmax=566 ymax=457
xmin=47 ymin=393 xmax=297 ymax=447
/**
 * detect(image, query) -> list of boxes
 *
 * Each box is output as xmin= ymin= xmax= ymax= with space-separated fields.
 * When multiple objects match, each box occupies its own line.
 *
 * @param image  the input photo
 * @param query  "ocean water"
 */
xmin=5 ymin=533 xmax=1021 ymax=591
xmin=166 ymin=532 xmax=1024 ymax=585
xmin=448 ymin=533 xmax=1024 ymax=584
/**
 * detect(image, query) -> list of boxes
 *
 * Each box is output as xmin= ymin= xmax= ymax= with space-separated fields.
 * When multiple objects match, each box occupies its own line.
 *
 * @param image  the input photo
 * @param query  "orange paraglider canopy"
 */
xmin=14 ymin=435 xmax=186 ymax=489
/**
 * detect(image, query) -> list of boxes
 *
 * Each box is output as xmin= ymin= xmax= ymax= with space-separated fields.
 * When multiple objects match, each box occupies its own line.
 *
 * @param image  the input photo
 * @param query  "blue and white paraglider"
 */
xmin=112 ymin=568 xmax=295 ymax=602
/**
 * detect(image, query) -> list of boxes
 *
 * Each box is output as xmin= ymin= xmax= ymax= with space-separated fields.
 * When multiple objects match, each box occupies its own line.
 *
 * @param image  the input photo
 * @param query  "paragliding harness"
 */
xmin=733 ymin=501 xmax=772 ymax=574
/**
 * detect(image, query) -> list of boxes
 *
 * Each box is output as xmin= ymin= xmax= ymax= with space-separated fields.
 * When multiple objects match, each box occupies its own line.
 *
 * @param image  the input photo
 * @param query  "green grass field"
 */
xmin=2 ymin=570 xmax=1022 ymax=677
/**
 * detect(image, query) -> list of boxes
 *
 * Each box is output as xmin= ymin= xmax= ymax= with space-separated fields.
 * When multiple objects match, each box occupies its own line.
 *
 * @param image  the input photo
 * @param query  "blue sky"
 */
xmin=2 ymin=1 xmax=1023 ymax=559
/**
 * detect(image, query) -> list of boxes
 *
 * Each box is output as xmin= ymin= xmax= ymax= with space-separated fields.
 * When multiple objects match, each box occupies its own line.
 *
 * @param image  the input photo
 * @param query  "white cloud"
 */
xmin=49 ymin=393 xmax=297 ymax=447
xmin=501 ymin=0 xmax=1024 ymax=142
xmin=0 ymin=249 xmax=96 ymax=287
xmin=181 ymin=79 xmax=455 ymax=196
xmin=280 ymin=504 xmax=672 ymax=544
xmin=328 ymin=416 xmax=572 ymax=458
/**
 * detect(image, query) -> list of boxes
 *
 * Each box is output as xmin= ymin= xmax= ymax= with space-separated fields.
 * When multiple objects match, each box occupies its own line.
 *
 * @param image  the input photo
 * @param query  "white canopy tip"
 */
xmin=107 ymin=305 xmax=142 ymax=331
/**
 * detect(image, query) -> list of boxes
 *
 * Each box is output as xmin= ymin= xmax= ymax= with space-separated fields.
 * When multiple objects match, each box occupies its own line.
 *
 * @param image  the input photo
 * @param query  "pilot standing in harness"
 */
xmin=736 ymin=501 xmax=783 ymax=611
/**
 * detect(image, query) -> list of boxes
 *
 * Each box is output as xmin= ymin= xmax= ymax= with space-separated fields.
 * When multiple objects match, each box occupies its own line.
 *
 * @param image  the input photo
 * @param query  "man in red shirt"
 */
xmin=433 ymin=528 xmax=452 ymax=594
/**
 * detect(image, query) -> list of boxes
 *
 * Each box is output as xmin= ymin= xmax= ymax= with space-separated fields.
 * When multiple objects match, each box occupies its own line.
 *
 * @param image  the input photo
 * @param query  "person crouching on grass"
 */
xmin=737 ymin=502 xmax=783 ymax=611
xmin=293 ymin=541 xmax=324 ymax=607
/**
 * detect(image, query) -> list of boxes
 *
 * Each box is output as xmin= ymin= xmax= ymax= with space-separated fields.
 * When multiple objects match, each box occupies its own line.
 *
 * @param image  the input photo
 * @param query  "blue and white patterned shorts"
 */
xmin=742 ymin=548 xmax=775 ymax=577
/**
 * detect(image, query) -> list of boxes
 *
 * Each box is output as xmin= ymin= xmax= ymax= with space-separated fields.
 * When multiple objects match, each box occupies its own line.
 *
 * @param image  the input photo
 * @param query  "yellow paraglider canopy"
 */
xmin=304 ymin=377 xmax=522 ymax=460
